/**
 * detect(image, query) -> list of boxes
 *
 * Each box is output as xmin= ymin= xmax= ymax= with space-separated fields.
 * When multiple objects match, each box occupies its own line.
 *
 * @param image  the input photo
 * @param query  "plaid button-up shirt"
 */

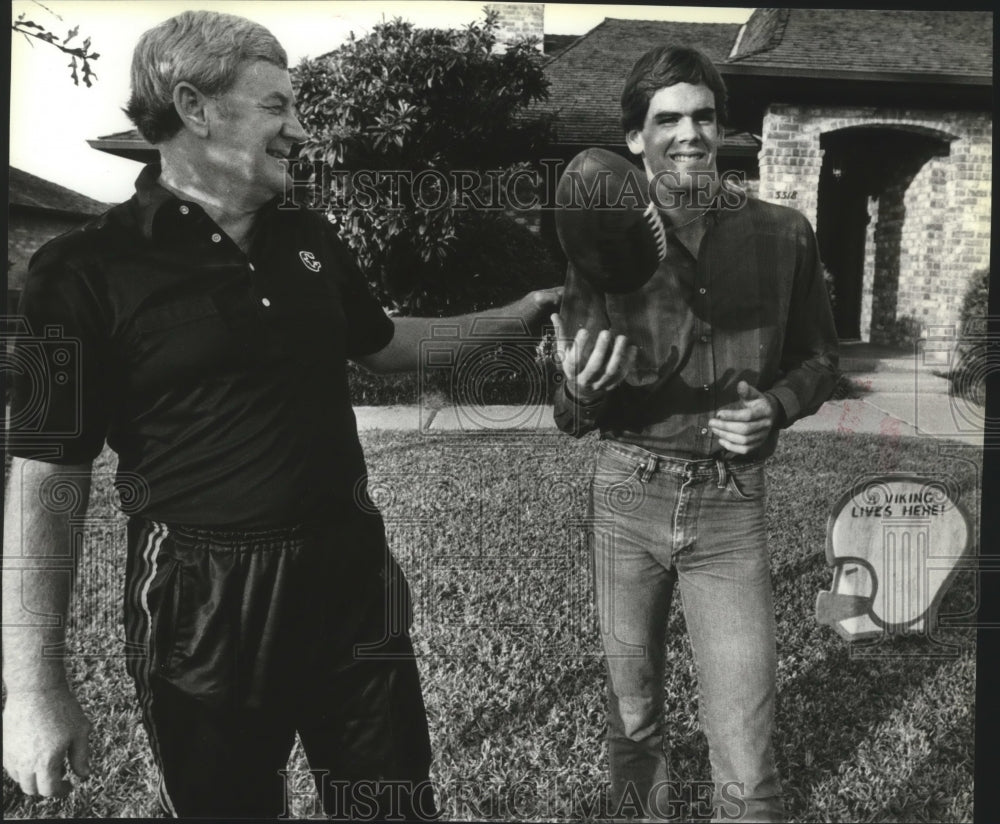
xmin=554 ymin=195 xmax=839 ymax=460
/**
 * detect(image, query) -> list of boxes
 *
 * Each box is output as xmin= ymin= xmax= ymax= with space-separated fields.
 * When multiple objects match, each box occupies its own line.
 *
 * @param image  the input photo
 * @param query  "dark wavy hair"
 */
xmin=620 ymin=45 xmax=728 ymax=134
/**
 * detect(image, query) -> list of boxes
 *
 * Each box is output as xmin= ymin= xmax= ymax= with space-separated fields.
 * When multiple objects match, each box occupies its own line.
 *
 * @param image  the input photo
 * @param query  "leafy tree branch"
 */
xmin=292 ymin=10 xmax=556 ymax=314
xmin=13 ymin=5 xmax=100 ymax=87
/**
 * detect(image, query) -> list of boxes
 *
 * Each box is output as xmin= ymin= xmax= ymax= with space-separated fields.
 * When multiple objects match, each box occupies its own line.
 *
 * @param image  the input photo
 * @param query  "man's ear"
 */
xmin=172 ymin=81 xmax=211 ymax=138
xmin=625 ymin=129 xmax=644 ymax=157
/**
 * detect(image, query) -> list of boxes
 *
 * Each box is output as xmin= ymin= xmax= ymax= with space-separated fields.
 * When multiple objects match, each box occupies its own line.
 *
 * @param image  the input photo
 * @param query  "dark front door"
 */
xmin=816 ymin=136 xmax=871 ymax=341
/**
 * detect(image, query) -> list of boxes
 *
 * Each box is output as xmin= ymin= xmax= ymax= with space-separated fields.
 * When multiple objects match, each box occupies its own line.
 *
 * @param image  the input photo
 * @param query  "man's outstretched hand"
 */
xmin=518 ymin=288 xmax=563 ymax=337
xmin=552 ymin=313 xmax=637 ymax=403
xmin=3 ymin=685 xmax=91 ymax=798
xmin=709 ymin=380 xmax=780 ymax=455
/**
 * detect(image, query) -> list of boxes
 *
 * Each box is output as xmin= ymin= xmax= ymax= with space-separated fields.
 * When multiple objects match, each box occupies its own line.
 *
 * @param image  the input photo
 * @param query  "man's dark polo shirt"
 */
xmin=8 ymin=165 xmax=394 ymax=527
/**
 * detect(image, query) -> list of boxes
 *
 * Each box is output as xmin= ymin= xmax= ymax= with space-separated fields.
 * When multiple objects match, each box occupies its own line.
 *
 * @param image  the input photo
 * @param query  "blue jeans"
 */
xmin=591 ymin=439 xmax=784 ymax=823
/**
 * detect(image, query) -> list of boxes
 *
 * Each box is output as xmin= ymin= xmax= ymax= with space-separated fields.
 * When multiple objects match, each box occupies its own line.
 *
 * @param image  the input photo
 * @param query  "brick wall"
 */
xmin=870 ymin=165 xmax=908 ymax=342
xmin=758 ymin=110 xmax=824 ymax=226
xmin=486 ymin=3 xmax=544 ymax=53
xmin=859 ymin=193 xmax=878 ymax=339
xmin=758 ymin=105 xmax=991 ymax=344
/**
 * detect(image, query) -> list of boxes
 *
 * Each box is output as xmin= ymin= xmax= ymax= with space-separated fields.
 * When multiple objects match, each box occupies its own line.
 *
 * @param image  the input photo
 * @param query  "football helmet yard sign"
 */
xmin=816 ymin=473 xmax=971 ymax=641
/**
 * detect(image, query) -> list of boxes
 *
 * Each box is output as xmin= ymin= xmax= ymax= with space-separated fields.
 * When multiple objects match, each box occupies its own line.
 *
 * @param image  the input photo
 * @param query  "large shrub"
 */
xmin=958 ymin=268 xmax=990 ymax=337
xmin=292 ymin=12 xmax=554 ymax=316
xmin=347 ymin=213 xmax=565 ymax=406
xmin=948 ymin=268 xmax=991 ymax=407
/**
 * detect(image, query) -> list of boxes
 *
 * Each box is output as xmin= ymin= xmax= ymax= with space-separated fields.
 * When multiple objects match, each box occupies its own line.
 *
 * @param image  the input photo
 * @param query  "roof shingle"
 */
xmin=9 ymin=167 xmax=110 ymax=216
xmin=536 ymin=18 xmax=743 ymax=145
xmin=729 ymin=8 xmax=992 ymax=79
xmin=544 ymin=33 xmax=579 ymax=58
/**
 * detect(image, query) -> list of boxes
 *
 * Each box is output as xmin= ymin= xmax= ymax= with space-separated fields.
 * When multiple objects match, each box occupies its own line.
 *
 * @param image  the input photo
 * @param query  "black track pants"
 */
xmin=123 ymin=513 xmax=435 ymax=819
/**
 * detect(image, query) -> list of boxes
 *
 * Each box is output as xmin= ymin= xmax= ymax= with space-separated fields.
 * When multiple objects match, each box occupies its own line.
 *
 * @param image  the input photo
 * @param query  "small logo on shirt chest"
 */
xmin=299 ymin=250 xmax=322 ymax=272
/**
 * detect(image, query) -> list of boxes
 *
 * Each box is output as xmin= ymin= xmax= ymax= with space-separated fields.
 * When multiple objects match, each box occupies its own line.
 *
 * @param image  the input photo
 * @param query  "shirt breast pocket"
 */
xmin=126 ymin=294 xmax=263 ymax=387
xmin=605 ymin=276 xmax=688 ymax=384
xmin=262 ymin=277 xmax=347 ymax=360
xmin=131 ymin=295 xmax=219 ymax=334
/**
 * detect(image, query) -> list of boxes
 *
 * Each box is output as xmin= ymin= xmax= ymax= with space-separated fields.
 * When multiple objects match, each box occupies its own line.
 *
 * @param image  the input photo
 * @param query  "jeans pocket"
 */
xmin=592 ymin=452 xmax=647 ymax=516
xmin=594 ymin=461 xmax=643 ymax=489
xmin=725 ymin=466 xmax=766 ymax=502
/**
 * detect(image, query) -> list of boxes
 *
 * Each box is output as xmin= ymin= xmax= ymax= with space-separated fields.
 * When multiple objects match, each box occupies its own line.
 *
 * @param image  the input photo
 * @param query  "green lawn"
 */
xmin=3 ymin=430 xmax=978 ymax=822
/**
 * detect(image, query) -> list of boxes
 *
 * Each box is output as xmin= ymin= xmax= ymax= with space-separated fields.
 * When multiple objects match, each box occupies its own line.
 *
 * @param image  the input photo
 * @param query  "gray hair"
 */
xmin=125 ymin=10 xmax=288 ymax=144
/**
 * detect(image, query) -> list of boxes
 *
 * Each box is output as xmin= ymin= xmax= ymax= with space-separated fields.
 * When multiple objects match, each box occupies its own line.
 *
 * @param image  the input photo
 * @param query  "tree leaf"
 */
xmin=289 ymin=13 xmax=552 ymax=314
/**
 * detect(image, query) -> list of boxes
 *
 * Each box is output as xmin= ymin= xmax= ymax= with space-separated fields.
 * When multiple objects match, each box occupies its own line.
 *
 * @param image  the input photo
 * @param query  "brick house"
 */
xmin=87 ymin=7 xmax=991 ymax=347
xmin=7 ymin=167 xmax=110 ymax=312
xmin=534 ymin=8 xmax=992 ymax=347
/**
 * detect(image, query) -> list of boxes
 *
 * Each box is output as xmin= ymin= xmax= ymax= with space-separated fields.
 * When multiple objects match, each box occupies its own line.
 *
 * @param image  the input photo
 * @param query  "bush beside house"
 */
xmin=945 ymin=268 xmax=991 ymax=407
xmin=292 ymin=12 xmax=554 ymax=317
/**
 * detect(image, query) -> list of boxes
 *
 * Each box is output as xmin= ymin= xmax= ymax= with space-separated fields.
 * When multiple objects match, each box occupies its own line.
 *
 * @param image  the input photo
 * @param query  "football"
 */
xmin=554 ymin=147 xmax=667 ymax=294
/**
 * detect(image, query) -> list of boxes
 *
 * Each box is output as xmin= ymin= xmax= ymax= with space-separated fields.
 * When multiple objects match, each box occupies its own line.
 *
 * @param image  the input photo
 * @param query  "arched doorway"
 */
xmin=816 ymin=127 xmax=951 ymax=342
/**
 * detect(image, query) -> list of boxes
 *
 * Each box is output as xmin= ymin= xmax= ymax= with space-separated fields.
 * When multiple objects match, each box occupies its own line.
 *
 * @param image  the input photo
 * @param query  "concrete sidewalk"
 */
xmin=354 ymin=343 xmax=987 ymax=446
xmin=827 ymin=343 xmax=986 ymax=446
xmin=354 ymin=384 xmax=985 ymax=446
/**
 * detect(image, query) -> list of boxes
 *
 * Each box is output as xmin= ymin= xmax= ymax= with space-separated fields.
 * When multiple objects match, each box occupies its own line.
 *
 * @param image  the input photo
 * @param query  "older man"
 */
xmin=3 ymin=10 xmax=557 ymax=819
xmin=552 ymin=46 xmax=838 ymax=823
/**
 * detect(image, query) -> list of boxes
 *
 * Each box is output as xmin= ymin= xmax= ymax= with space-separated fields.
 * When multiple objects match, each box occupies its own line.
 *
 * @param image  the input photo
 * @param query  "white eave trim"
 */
xmin=728 ymin=24 xmax=746 ymax=60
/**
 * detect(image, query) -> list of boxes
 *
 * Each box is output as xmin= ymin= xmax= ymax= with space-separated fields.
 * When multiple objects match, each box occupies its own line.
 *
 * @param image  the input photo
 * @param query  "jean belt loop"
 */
xmin=638 ymin=454 xmax=657 ymax=484
xmin=715 ymin=457 xmax=728 ymax=489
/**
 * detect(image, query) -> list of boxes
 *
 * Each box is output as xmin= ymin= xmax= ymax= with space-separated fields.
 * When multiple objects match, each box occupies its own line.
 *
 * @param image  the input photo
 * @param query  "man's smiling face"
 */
xmin=205 ymin=59 xmax=307 ymax=208
xmin=626 ymin=81 xmax=720 ymax=198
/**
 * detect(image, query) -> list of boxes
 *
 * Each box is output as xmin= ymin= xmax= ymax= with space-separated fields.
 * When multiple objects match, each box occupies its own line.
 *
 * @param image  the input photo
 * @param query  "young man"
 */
xmin=2 ymin=11 xmax=558 ymax=818
xmin=552 ymin=46 xmax=839 ymax=823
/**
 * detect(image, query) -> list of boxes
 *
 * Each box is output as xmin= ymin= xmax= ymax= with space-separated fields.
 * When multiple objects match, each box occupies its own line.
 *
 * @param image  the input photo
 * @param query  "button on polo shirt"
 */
xmin=8 ymin=164 xmax=395 ymax=527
